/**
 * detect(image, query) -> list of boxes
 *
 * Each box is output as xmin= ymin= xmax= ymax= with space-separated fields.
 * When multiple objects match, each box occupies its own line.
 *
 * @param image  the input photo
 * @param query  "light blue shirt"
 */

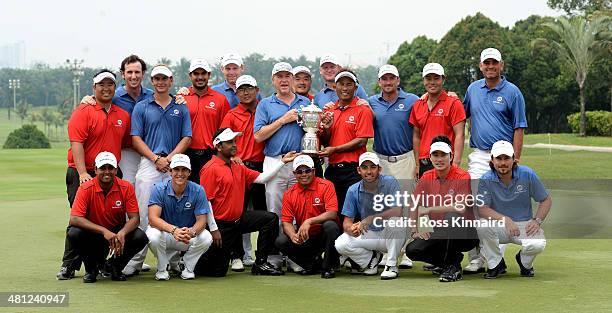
xmin=212 ymin=81 xmax=263 ymax=109
xmin=342 ymin=175 xmax=401 ymax=231
xmin=463 ymin=77 xmax=527 ymax=151
xmin=313 ymin=84 xmax=368 ymax=109
xmin=131 ymin=97 xmax=192 ymax=155
xmin=253 ymin=93 xmax=310 ymax=156
xmin=477 ymin=165 xmax=549 ymax=222
xmin=112 ymin=85 xmax=154 ymax=115
xmin=369 ymin=89 xmax=419 ymax=156
xmin=148 ymin=179 xmax=210 ymax=228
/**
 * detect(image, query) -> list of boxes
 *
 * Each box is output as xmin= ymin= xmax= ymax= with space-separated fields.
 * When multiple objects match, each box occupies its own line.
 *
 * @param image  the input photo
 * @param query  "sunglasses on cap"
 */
xmin=293 ymin=168 xmax=313 ymax=175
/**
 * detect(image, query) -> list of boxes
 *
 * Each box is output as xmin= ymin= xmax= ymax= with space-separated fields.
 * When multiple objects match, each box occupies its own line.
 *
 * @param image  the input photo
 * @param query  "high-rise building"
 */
xmin=0 ymin=41 xmax=26 ymax=69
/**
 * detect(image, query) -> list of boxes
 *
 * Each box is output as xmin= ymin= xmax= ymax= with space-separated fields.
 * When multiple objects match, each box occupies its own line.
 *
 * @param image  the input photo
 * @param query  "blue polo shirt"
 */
xmin=369 ymin=89 xmax=419 ymax=156
xmin=463 ymin=77 xmax=527 ymax=151
xmin=112 ymin=85 xmax=154 ymax=115
xmin=131 ymin=97 xmax=192 ymax=155
xmin=342 ymin=175 xmax=401 ymax=231
xmin=313 ymin=84 xmax=368 ymax=109
xmin=477 ymin=165 xmax=548 ymax=222
xmin=212 ymin=81 xmax=262 ymax=109
xmin=253 ymin=93 xmax=310 ymax=156
xmin=148 ymin=179 xmax=210 ymax=228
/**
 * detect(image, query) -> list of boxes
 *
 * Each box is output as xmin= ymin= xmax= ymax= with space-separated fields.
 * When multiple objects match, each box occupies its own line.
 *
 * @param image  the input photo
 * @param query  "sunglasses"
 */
xmin=293 ymin=168 xmax=313 ymax=175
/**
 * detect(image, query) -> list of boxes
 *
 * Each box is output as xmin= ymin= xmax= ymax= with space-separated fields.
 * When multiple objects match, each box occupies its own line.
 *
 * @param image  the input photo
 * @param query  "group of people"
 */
xmin=56 ymin=48 xmax=552 ymax=284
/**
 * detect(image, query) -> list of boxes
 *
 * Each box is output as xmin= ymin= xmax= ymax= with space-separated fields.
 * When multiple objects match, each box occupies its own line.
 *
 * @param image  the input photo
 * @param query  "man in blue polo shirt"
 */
xmin=146 ymin=154 xmax=214 ymax=280
xmin=334 ymin=152 xmax=407 ymax=280
xmin=124 ymin=64 xmax=192 ymax=276
xmin=212 ymin=52 xmax=262 ymax=108
xmin=476 ymin=140 xmax=551 ymax=279
xmin=313 ymin=54 xmax=368 ymax=108
xmin=463 ymin=47 xmax=528 ymax=273
xmin=254 ymin=62 xmax=310 ymax=268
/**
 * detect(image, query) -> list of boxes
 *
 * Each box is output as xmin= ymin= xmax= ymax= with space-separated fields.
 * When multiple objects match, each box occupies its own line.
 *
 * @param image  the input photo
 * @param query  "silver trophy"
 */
xmin=298 ymin=102 xmax=324 ymax=154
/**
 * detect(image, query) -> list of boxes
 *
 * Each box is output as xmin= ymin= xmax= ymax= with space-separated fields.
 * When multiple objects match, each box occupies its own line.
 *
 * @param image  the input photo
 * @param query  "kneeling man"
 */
xmin=276 ymin=155 xmax=340 ymax=278
xmin=67 ymin=152 xmax=148 ymax=283
xmin=146 ymin=154 xmax=214 ymax=280
xmin=334 ymin=152 xmax=406 ymax=280
xmin=476 ymin=140 xmax=551 ymax=279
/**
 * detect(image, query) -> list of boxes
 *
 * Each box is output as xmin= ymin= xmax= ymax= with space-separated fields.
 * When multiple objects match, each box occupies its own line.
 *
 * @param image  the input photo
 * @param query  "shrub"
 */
xmin=3 ymin=124 xmax=51 ymax=149
xmin=567 ymin=111 xmax=612 ymax=136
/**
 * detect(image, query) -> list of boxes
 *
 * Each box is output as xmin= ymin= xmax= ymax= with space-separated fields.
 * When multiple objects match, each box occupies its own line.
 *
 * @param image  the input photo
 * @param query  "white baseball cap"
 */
xmin=95 ymin=151 xmax=117 ymax=168
xmin=93 ymin=71 xmax=116 ymax=84
xmin=213 ymin=128 xmax=242 ymax=146
xmin=292 ymin=66 xmax=311 ymax=76
xmin=430 ymin=142 xmax=452 ymax=155
xmin=480 ymin=48 xmax=502 ymax=62
xmin=169 ymin=154 xmax=191 ymax=170
xmin=150 ymin=65 xmax=173 ymax=78
xmin=491 ymin=140 xmax=514 ymax=158
xmin=334 ymin=71 xmax=358 ymax=84
xmin=221 ymin=53 xmax=243 ymax=67
xmin=292 ymin=155 xmax=315 ymax=171
xmin=422 ymin=63 xmax=445 ymax=77
xmin=319 ymin=54 xmax=340 ymax=66
xmin=236 ymin=75 xmax=257 ymax=89
xmin=359 ymin=152 xmax=380 ymax=166
xmin=378 ymin=64 xmax=399 ymax=79
xmin=272 ymin=62 xmax=292 ymax=76
xmin=189 ymin=58 xmax=211 ymax=73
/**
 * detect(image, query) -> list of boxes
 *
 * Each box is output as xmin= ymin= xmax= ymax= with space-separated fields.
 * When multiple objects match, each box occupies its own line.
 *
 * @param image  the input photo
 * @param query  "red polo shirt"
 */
xmin=414 ymin=165 xmax=474 ymax=221
xmin=324 ymin=97 xmax=374 ymax=164
xmin=67 ymin=103 xmax=131 ymax=170
xmin=281 ymin=177 xmax=338 ymax=235
xmin=220 ymin=103 xmax=265 ymax=162
xmin=185 ymin=87 xmax=231 ymax=150
xmin=409 ymin=91 xmax=466 ymax=160
xmin=199 ymin=155 xmax=260 ymax=222
xmin=70 ymin=177 xmax=138 ymax=229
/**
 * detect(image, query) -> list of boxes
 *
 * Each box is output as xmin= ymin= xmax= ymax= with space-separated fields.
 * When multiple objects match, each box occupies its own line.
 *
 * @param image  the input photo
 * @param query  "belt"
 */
xmin=328 ymin=162 xmax=358 ymax=168
xmin=376 ymin=152 xmax=410 ymax=163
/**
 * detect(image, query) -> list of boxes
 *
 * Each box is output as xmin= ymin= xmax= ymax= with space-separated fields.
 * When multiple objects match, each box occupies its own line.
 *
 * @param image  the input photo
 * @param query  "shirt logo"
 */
xmin=314 ymin=198 xmax=321 ymax=204
xmin=437 ymin=108 xmax=444 ymax=114
xmin=448 ymin=189 xmax=455 ymax=195
xmin=113 ymin=200 xmax=122 ymax=209
xmin=185 ymin=202 xmax=192 ymax=208
xmin=346 ymin=115 xmax=356 ymax=124
xmin=174 ymin=109 xmax=180 ymax=115
xmin=208 ymin=102 xmax=216 ymax=109
xmin=117 ymin=119 xmax=123 ymax=126
xmin=497 ymin=96 xmax=503 ymax=102
xmin=515 ymin=184 xmax=526 ymax=194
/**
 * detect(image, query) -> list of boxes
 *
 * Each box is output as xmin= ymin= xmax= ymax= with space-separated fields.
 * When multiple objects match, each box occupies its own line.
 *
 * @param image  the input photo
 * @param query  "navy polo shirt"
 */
xmin=212 ymin=81 xmax=262 ymax=109
xmin=313 ymin=84 xmax=368 ymax=109
xmin=131 ymin=97 xmax=192 ymax=155
xmin=342 ymin=175 xmax=401 ymax=231
xmin=253 ymin=93 xmax=310 ymax=156
xmin=477 ymin=165 xmax=549 ymax=222
xmin=369 ymin=89 xmax=419 ymax=156
xmin=148 ymin=179 xmax=210 ymax=228
xmin=463 ymin=77 xmax=527 ymax=151
xmin=112 ymin=85 xmax=154 ymax=115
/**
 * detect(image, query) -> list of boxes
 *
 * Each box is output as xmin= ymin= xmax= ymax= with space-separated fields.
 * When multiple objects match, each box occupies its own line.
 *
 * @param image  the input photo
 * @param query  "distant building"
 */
xmin=0 ymin=41 xmax=26 ymax=69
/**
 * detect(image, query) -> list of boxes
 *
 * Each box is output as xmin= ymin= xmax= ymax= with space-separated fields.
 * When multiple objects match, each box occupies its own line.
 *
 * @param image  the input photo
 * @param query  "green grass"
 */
xmin=523 ymin=133 xmax=612 ymax=147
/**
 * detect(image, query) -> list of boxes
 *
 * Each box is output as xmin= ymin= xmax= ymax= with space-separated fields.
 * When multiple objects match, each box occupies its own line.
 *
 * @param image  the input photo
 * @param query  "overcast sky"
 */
xmin=1 ymin=0 xmax=561 ymax=69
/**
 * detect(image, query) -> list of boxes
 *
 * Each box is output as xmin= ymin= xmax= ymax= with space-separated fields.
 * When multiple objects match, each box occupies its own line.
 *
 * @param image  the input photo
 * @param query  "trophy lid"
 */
xmin=301 ymin=99 xmax=322 ymax=113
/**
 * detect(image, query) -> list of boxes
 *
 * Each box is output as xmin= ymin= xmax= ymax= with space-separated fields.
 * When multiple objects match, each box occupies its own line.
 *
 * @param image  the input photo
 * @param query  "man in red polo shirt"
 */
xmin=276 ymin=155 xmax=340 ymax=278
xmin=195 ymin=128 xmax=299 ymax=277
xmin=405 ymin=136 xmax=479 ymax=282
xmin=57 ymin=70 xmax=131 ymax=280
xmin=292 ymin=66 xmax=314 ymax=100
xmin=220 ymin=75 xmax=266 ymax=270
xmin=66 ymin=152 xmax=148 ymax=283
xmin=319 ymin=69 xmax=374 ymax=211
xmin=409 ymin=63 xmax=465 ymax=178
xmin=184 ymin=58 xmax=231 ymax=183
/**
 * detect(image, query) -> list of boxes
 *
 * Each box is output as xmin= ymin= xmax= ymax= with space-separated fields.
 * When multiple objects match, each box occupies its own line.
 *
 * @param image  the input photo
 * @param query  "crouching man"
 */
xmin=67 ymin=152 xmax=148 ymax=283
xmin=476 ymin=140 xmax=551 ymax=279
xmin=146 ymin=154 xmax=214 ymax=280
xmin=334 ymin=152 xmax=407 ymax=280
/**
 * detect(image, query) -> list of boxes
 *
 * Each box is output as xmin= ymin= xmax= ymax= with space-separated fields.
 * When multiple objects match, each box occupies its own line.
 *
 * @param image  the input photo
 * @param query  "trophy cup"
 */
xmin=298 ymin=101 xmax=323 ymax=154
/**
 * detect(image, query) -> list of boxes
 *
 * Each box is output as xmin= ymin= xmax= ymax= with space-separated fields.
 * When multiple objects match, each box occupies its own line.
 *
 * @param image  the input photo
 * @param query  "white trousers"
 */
xmin=125 ymin=157 xmax=170 ymax=271
xmin=146 ymin=227 xmax=213 ymax=272
xmin=477 ymin=220 xmax=546 ymax=269
xmin=377 ymin=151 xmax=415 ymax=181
xmin=263 ymin=156 xmax=296 ymax=219
xmin=119 ymin=148 xmax=140 ymax=185
xmin=335 ymin=223 xmax=407 ymax=268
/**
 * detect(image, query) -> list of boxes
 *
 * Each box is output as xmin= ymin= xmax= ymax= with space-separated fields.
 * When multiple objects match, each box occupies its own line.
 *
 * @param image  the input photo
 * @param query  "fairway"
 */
xmin=1 ymin=145 xmax=611 ymax=312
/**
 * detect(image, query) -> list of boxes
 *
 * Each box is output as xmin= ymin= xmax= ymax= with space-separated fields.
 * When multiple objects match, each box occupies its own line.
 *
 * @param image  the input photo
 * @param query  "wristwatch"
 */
xmin=533 ymin=217 xmax=543 ymax=225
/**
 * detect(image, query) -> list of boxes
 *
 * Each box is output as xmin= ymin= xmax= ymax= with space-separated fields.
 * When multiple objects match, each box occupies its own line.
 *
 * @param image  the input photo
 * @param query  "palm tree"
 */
xmin=541 ymin=13 xmax=611 ymax=136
